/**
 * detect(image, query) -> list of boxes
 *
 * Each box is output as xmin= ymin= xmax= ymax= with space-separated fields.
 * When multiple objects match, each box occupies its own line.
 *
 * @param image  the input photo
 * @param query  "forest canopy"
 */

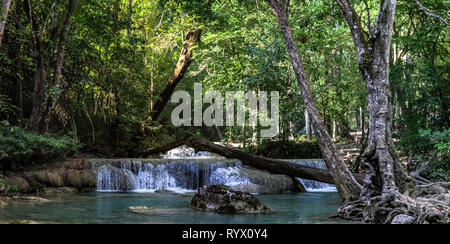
xmin=0 ymin=0 xmax=448 ymax=179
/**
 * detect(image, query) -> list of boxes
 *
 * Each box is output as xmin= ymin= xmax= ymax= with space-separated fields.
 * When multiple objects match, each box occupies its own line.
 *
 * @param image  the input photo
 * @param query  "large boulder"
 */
xmin=190 ymin=185 xmax=270 ymax=213
xmin=5 ymin=176 xmax=30 ymax=192
xmin=233 ymin=167 xmax=302 ymax=194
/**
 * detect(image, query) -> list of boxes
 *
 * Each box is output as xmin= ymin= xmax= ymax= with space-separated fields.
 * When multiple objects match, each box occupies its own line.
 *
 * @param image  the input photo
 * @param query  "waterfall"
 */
xmin=287 ymin=159 xmax=338 ymax=192
xmin=95 ymin=160 xmax=250 ymax=193
xmin=93 ymin=145 xmax=337 ymax=193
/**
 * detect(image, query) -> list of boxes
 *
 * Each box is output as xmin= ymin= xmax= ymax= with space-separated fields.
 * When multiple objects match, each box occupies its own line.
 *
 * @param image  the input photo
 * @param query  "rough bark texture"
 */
xmin=265 ymin=0 xmax=362 ymax=201
xmin=148 ymin=29 xmax=202 ymax=121
xmin=337 ymin=0 xmax=450 ymax=224
xmin=0 ymin=0 xmax=12 ymax=44
xmin=42 ymin=0 xmax=78 ymax=132
xmin=305 ymin=110 xmax=311 ymax=140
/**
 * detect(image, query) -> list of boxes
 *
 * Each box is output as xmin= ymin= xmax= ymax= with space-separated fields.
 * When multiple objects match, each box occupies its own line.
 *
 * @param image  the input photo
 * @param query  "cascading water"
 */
xmin=161 ymin=145 xmax=223 ymax=159
xmin=95 ymin=160 xmax=250 ymax=193
xmin=94 ymin=146 xmax=337 ymax=193
xmin=287 ymin=159 xmax=337 ymax=192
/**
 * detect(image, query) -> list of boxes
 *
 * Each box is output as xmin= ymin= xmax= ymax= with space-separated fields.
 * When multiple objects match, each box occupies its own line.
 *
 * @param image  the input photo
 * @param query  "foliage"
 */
xmin=0 ymin=0 xmax=447 ymax=176
xmin=0 ymin=123 xmax=81 ymax=169
xmin=418 ymin=129 xmax=450 ymax=182
xmin=248 ymin=140 xmax=321 ymax=159
xmin=0 ymin=176 xmax=18 ymax=195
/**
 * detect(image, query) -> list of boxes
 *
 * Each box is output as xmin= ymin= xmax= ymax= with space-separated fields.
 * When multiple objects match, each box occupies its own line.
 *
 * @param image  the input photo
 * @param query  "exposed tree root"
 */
xmin=338 ymin=182 xmax=450 ymax=224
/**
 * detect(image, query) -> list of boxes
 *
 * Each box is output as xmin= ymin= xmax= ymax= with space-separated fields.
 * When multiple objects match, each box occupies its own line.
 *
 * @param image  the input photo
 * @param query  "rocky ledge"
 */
xmin=190 ymin=185 xmax=271 ymax=213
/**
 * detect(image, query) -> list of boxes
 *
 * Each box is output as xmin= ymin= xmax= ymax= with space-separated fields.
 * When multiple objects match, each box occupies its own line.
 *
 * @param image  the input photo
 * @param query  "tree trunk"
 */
xmin=42 ymin=0 xmax=78 ymax=132
xmin=0 ymin=0 xmax=12 ymax=44
xmin=148 ymin=29 xmax=202 ymax=121
xmin=305 ymin=110 xmax=311 ymax=140
xmin=332 ymin=120 xmax=337 ymax=141
xmin=28 ymin=38 xmax=47 ymax=133
xmin=333 ymin=0 xmax=446 ymax=224
xmin=144 ymin=135 xmax=365 ymax=185
xmin=265 ymin=0 xmax=362 ymax=201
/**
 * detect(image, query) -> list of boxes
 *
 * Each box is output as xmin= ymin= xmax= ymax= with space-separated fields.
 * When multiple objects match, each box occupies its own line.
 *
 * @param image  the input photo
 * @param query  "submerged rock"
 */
xmin=129 ymin=206 xmax=149 ymax=211
xmin=0 ymin=200 xmax=7 ymax=207
xmin=128 ymin=206 xmax=183 ymax=215
xmin=11 ymin=196 xmax=51 ymax=203
xmin=190 ymin=185 xmax=270 ymax=213
xmin=5 ymin=220 xmax=41 ymax=224
xmin=154 ymin=189 xmax=176 ymax=194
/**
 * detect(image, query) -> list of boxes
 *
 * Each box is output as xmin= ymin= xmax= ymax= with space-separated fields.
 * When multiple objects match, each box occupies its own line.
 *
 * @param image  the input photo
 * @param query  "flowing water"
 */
xmin=94 ymin=160 xmax=249 ymax=193
xmin=0 ymin=146 xmax=350 ymax=224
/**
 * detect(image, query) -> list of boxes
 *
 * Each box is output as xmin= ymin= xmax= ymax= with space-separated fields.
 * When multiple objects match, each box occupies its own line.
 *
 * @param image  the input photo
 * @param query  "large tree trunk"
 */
xmin=42 ymin=0 xmax=78 ymax=132
xmin=144 ymin=135 xmax=365 ymax=185
xmin=337 ymin=0 xmax=407 ymax=195
xmin=0 ymin=0 xmax=12 ymax=44
xmin=336 ymin=0 xmax=450 ymax=224
xmin=265 ymin=0 xmax=362 ymax=202
xmin=148 ymin=29 xmax=202 ymax=121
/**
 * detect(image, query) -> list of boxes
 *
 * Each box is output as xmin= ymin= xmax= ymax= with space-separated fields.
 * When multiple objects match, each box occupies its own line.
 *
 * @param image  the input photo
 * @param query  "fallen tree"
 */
xmin=148 ymin=29 xmax=202 ymax=121
xmin=144 ymin=135 xmax=365 ymax=185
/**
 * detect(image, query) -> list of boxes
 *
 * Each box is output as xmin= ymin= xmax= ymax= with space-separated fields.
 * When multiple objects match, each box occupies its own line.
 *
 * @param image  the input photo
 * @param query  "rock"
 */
xmin=128 ymin=206 xmax=183 ymax=215
xmin=129 ymin=206 xmax=150 ymax=211
xmin=217 ymin=166 xmax=298 ymax=194
xmin=11 ymin=196 xmax=51 ymax=203
xmin=5 ymin=176 xmax=30 ymax=192
xmin=190 ymin=185 xmax=270 ymax=213
xmin=292 ymin=178 xmax=307 ymax=192
xmin=41 ymin=187 xmax=79 ymax=194
xmin=6 ymin=220 xmax=40 ymax=224
xmin=64 ymin=170 xmax=96 ymax=189
xmin=0 ymin=200 xmax=7 ymax=207
xmin=154 ymin=189 xmax=176 ymax=194
xmin=34 ymin=170 xmax=65 ymax=187
xmin=391 ymin=214 xmax=415 ymax=224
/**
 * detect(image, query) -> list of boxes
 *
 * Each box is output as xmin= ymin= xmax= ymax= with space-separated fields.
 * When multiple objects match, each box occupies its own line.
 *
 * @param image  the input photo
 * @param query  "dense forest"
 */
xmin=0 ymin=0 xmax=449 ymax=224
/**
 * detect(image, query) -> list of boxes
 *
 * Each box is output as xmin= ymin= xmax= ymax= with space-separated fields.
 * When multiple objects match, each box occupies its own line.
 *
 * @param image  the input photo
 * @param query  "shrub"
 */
xmin=247 ymin=140 xmax=321 ymax=159
xmin=0 ymin=176 xmax=18 ymax=195
xmin=0 ymin=122 xmax=81 ymax=169
xmin=399 ymin=129 xmax=450 ymax=182
xmin=418 ymin=129 xmax=450 ymax=182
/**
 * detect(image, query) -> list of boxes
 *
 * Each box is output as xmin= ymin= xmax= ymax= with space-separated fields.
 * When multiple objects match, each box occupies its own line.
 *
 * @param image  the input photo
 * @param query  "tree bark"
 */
xmin=28 ymin=35 xmax=47 ymax=132
xmin=0 ymin=0 xmax=12 ymax=44
xmin=305 ymin=110 xmax=311 ymax=140
xmin=336 ymin=0 xmax=422 ymax=223
xmin=265 ymin=0 xmax=362 ymax=201
xmin=144 ymin=135 xmax=365 ymax=185
xmin=148 ymin=29 xmax=202 ymax=121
